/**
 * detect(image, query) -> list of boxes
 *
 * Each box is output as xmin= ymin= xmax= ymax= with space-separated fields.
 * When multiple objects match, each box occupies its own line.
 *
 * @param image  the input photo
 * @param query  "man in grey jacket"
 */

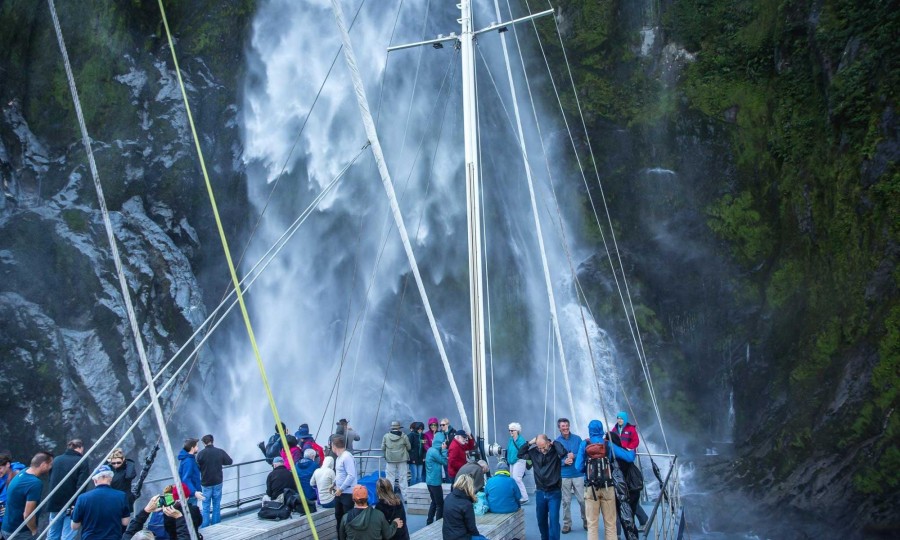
xmin=381 ymin=421 xmax=411 ymax=499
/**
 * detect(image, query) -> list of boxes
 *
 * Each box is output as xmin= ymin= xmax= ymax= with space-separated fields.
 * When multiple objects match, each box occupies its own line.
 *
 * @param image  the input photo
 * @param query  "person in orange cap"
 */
xmin=338 ymin=484 xmax=404 ymax=540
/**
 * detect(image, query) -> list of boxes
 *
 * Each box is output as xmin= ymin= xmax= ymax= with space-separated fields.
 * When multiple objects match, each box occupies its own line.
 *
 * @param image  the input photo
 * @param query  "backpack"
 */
xmin=585 ymin=442 xmax=613 ymax=489
xmin=258 ymin=499 xmax=292 ymax=521
xmin=265 ymin=434 xmax=284 ymax=463
xmin=625 ymin=463 xmax=644 ymax=494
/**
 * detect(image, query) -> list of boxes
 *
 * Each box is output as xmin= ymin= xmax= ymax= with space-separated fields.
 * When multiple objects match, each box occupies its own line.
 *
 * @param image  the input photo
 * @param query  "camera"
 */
xmin=159 ymin=493 xmax=175 ymax=508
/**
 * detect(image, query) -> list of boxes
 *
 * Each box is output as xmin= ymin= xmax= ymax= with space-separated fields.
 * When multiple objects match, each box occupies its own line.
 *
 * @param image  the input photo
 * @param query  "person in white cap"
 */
xmin=71 ymin=465 xmax=131 ymax=539
xmin=381 ymin=420 xmax=411 ymax=498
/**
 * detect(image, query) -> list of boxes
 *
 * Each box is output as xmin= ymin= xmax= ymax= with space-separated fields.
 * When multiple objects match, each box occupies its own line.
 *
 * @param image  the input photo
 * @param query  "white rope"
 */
xmin=539 ymin=7 xmax=669 ymax=450
xmin=543 ymin=317 xmax=551 ymax=432
xmin=489 ymin=0 xmax=579 ymax=433
xmin=512 ymin=1 xmax=667 ymax=449
xmin=329 ymin=0 xmax=470 ymax=432
xmin=42 ymin=3 xmax=198 ymax=540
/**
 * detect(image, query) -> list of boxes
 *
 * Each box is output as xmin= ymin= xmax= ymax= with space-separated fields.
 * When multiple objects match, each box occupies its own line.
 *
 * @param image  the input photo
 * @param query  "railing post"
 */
xmin=236 ymin=463 xmax=241 ymax=511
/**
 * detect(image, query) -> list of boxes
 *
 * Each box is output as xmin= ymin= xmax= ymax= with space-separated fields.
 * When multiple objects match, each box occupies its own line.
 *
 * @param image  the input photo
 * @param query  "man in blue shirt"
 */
xmin=1 ymin=451 xmax=53 ymax=540
xmin=72 ymin=465 xmax=130 ymax=540
xmin=556 ymin=418 xmax=585 ymax=533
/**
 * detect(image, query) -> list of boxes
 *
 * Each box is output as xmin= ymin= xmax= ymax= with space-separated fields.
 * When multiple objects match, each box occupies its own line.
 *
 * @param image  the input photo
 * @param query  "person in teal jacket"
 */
xmin=424 ymin=443 xmax=448 ymax=524
xmin=484 ymin=462 xmax=520 ymax=514
xmin=506 ymin=422 xmax=528 ymax=503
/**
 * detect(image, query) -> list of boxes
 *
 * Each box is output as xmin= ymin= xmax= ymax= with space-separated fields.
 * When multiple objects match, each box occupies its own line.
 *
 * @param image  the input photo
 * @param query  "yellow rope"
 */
xmin=155 ymin=3 xmax=320 ymax=536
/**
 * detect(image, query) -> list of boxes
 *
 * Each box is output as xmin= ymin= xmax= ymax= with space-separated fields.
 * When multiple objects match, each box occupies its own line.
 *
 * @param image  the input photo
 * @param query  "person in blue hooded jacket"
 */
xmin=177 ymin=438 xmax=202 ymax=505
xmin=484 ymin=462 xmax=520 ymax=514
xmin=424 ymin=441 xmax=448 ymax=525
xmin=0 ymin=453 xmax=27 ymax=531
xmin=295 ymin=449 xmax=319 ymax=513
xmin=574 ymin=420 xmax=632 ymax=540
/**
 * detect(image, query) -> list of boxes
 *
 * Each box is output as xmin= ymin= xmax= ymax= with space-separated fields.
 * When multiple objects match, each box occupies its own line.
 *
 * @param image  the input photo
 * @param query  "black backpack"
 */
xmin=258 ymin=499 xmax=292 ymax=521
xmin=585 ymin=442 xmax=613 ymax=489
xmin=625 ymin=463 xmax=644 ymax=494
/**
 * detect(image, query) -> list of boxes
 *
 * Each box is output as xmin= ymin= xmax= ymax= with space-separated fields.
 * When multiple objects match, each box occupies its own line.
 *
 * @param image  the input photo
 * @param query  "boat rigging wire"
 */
xmin=316 ymin=47 xmax=459 ymax=438
xmin=157 ymin=0 xmax=322 ymax=532
xmin=36 ymin=3 xmax=197 ymax=540
xmin=330 ymin=0 xmax=471 ymax=431
xmin=524 ymin=0 xmax=670 ymax=451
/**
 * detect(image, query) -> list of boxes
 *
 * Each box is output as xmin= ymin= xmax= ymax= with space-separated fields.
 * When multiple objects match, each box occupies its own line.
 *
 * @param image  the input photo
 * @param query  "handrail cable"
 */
xmin=315 ymin=47 xmax=459 ymax=438
xmin=37 ymin=3 xmax=197 ymax=540
xmin=156 ymin=1 xmax=320 ymax=535
xmin=12 ymin=132 xmax=365 ymax=540
xmin=526 ymin=0 xmax=669 ymax=451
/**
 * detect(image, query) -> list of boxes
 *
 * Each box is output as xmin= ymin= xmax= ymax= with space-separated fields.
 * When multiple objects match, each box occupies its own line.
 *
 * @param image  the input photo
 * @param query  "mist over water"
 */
xmin=224 ymin=0 xmax=627 ymax=457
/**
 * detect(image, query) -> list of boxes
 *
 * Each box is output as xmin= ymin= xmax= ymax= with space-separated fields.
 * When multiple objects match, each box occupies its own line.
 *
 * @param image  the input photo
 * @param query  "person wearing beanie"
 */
xmin=484 ymin=462 xmax=521 ymax=514
xmin=611 ymin=412 xmax=640 ymax=451
xmin=506 ymin=422 xmax=529 ymax=503
xmin=265 ymin=456 xmax=294 ymax=500
xmin=381 ymin=420 xmax=411 ymax=498
xmin=338 ymin=485 xmax=403 ymax=540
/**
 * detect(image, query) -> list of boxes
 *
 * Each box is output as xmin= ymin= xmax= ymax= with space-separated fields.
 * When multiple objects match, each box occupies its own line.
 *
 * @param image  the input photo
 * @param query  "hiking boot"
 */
xmin=562 ymin=525 xmax=571 ymax=534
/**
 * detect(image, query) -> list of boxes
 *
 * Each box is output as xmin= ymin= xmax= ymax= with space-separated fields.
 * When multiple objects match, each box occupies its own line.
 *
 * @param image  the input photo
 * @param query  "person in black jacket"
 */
xmin=122 ymin=495 xmax=190 ymax=540
xmin=266 ymin=457 xmax=295 ymax=500
xmin=108 ymin=448 xmax=137 ymax=508
xmin=196 ymin=434 xmax=233 ymax=527
xmin=518 ymin=434 xmax=567 ymax=540
xmin=374 ymin=478 xmax=409 ymax=540
xmin=442 ymin=475 xmax=487 ymax=540
xmin=406 ymin=422 xmax=425 ymax=486
xmin=46 ymin=439 xmax=90 ymax=540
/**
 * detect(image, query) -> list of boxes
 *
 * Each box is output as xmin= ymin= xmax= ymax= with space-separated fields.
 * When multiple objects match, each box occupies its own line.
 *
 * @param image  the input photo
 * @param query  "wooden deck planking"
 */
xmin=201 ymin=508 xmax=336 ymax=540
xmin=410 ymin=508 xmax=525 ymax=540
xmin=405 ymin=482 xmax=450 ymax=515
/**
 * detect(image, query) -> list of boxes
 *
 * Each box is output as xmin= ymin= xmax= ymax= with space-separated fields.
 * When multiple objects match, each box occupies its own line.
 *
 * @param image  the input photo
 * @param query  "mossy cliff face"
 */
xmin=528 ymin=0 xmax=898 ymax=534
xmin=0 ymin=1 xmax=253 ymax=460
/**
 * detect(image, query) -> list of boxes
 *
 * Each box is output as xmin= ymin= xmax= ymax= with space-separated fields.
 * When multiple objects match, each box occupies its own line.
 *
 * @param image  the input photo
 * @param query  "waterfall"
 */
xmin=223 ymin=0 xmax=623 ymax=453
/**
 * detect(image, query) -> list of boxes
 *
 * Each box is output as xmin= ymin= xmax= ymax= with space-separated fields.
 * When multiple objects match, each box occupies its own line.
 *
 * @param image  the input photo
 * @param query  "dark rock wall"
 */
xmin=0 ymin=0 xmax=252 ymax=461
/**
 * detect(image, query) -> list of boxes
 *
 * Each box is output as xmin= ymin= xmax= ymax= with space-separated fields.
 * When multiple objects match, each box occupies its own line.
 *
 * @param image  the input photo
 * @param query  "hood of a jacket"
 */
xmin=617 ymin=411 xmax=629 ymax=425
xmin=177 ymin=449 xmax=195 ymax=462
xmin=348 ymin=506 xmax=376 ymax=530
xmin=298 ymin=458 xmax=317 ymax=473
xmin=428 ymin=417 xmax=439 ymax=426
xmin=588 ymin=420 xmax=604 ymax=439
xmin=322 ymin=456 xmax=335 ymax=470
xmin=386 ymin=432 xmax=404 ymax=442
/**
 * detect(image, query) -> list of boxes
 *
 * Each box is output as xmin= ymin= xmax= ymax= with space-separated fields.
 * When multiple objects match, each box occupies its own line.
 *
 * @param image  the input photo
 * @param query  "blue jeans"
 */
xmin=535 ymin=489 xmax=562 ymax=540
xmin=201 ymin=483 xmax=223 ymax=527
xmin=47 ymin=512 xmax=77 ymax=540
xmin=408 ymin=463 xmax=423 ymax=485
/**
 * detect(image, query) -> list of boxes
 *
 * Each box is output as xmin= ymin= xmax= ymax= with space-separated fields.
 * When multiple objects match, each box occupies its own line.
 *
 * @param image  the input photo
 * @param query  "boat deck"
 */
xmin=200 ymin=508 xmax=335 ymax=540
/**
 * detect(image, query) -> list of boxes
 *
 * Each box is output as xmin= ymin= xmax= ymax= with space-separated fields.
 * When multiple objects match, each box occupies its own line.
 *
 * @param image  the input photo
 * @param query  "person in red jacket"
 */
xmin=447 ymin=430 xmax=476 ymax=481
xmin=612 ymin=411 xmax=640 ymax=450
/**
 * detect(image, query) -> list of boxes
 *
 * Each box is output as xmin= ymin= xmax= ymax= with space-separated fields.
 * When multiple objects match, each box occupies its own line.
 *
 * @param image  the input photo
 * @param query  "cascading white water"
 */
xmin=224 ymin=0 xmax=623 ymax=454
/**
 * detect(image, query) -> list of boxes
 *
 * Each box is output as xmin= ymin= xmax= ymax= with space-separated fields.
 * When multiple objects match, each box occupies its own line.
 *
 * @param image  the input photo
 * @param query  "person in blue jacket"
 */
xmin=424 ymin=441 xmax=448 ymax=525
xmin=295 ymin=449 xmax=319 ymax=513
xmin=484 ymin=462 xmax=520 ymax=514
xmin=177 ymin=438 xmax=202 ymax=506
xmin=0 ymin=453 xmax=27 ymax=531
xmin=556 ymin=417 xmax=585 ymax=533
xmin=574 ymin=420 xmax=634 ymax=540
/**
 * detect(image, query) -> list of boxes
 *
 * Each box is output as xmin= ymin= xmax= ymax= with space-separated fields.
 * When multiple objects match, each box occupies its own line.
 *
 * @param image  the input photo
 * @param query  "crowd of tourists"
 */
xmin=0 ymin=412 xmax=647 ymax=540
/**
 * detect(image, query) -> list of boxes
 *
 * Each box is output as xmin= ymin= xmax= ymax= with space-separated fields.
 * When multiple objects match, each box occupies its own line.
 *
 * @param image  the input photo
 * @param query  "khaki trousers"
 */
xmin=561 ymin=477 xmax=586 ymax=527
xmin=584 ymin=485 xmax=617 ymax=540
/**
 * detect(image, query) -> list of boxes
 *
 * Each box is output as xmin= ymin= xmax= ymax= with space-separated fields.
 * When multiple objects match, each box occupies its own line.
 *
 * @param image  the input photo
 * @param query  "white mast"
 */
xmin=459 ymin=0 xmax=490 ymax=448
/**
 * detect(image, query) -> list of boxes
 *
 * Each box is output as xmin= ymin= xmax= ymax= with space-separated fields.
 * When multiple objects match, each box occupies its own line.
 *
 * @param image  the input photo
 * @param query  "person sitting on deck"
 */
xmin=296 ymin=424 xmax=325 ymax=465
xmin=338 ymin=485 xmax=402 ymax=540
xmin=280 ymin=435 xmax=304 ymax=471
xmin=375 ymin=478 xmax=409 ymax=540
xmin=265 ymin=457 xmax=294 ymax=500
xmin=484 ymin=462 xmax=521 ymax=514
xmin=456 ymin=460 xmax=489 ymax=493
xmin=295 ymin=449 xmax=319 ymax=514
xmin=442 ymin=474 xmax=487 ymax=540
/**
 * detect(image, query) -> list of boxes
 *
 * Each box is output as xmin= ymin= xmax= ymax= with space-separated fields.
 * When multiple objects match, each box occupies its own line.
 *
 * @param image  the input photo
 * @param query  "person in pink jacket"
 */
xmin=423 ymin=417 xmax=440 ymax=452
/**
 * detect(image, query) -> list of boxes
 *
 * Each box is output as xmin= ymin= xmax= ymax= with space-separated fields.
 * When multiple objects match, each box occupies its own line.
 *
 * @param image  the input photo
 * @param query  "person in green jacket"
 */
xmin=339 ymin=485 xmax=403 ymax=540
xmin=506 ymin=422 xmax=529 ymax=503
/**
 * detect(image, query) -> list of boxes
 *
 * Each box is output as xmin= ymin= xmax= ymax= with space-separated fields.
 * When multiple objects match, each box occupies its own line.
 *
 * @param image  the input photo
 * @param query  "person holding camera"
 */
xmin=71 ymin=465 xmax=131 ymax=540
xmin=122 ymin=495 xmax=189 ymax=540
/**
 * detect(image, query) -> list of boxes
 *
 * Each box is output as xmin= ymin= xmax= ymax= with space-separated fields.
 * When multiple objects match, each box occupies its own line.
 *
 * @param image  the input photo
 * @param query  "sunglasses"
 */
xmin=109 ymin=461 xmax=123 ymax=465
